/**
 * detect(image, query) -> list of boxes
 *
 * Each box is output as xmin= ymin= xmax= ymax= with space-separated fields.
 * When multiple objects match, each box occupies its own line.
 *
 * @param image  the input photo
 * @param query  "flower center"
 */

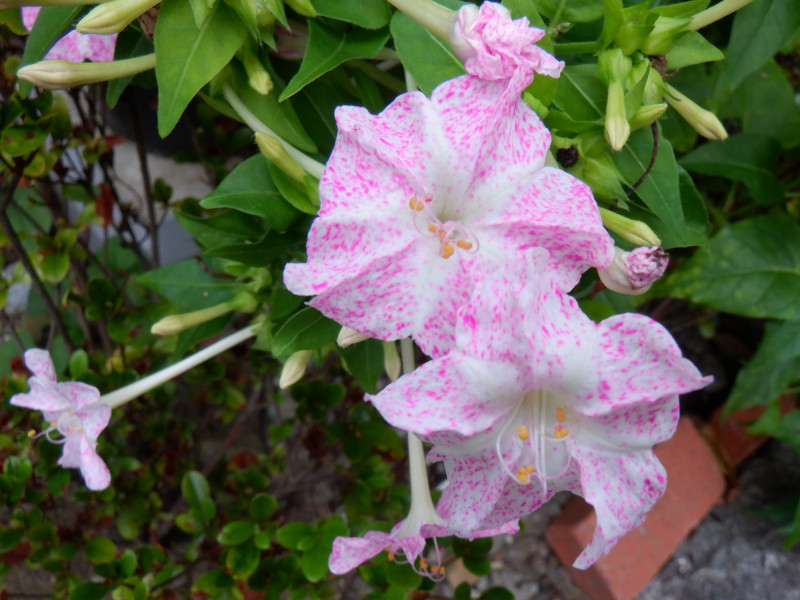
xmin=408 ymin=195 xmax=479 ymax=259
xmin=495 ymin=389 xmax=573 ymax=494
xmin=384 ymin=542 xmax=445 ymax=581
xmin=27 ymin=408 xmax=83 ymax=445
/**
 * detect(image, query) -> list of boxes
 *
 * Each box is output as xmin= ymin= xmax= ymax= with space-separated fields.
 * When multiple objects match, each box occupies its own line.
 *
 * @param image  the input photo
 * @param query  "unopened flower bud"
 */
xmin=600 ymin=208 xmax=661 ymax=247
xmin=17 ymin=54 xmax=155 ymax=89
xmin=597 ymin=48 xmax=631 ymax=86
xmin=387 ymin=0 xmax=455 ymax=42
xmin=599 ymin=246 xmax=669 ymax=295
xmin=640 ymin=16 xmax=690 ymax=56
xmin=337 ymin=327 xmax=369 ymax=348
xmin=274 ymin=23 xmax=309 ymax=60
xmin=629 ymin=103 xmax=667 ymax=131
xmin=605 ymin=81 xmax=630 ymax=151
xmin=255 ymin=132 xmax=307 ymax=183
xmin=664 ymin=84 xmax=727 ymax=140
xmin=383 ymin=341 xmax=401 ymax=382
xmin=572 ymin=154 xmax=627 ymax=203
xmin=151 ymin=291 xmax=257 ymax=336
xmin=279 ymin=350 xmax=312 ymax=389
xmin=285 ymin=0 xmax=316 ymax=17
xmin=242 ymin=51 xmax=273 ymax=96
xmin=77 ymin=0 xmax=160 ymax=34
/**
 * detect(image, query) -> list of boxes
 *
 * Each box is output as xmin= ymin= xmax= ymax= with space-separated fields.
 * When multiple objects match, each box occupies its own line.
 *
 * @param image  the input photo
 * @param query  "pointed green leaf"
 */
xmin=391 ymin=11 xmax=465 ymax=96
xmin=137 ymin=260 xmax=236 ymax=310
xmin=311 ymin=0 xmax=392 ymax=29
xmin=155 ymin=0 xmax=246 ymax=137
xmin=280 ymin=20 xmax=389 ymax=100
xmin=667 ymin=214 xmax=800 ymax=320
xmin=271 ymin=307 xmax=340 ymax=360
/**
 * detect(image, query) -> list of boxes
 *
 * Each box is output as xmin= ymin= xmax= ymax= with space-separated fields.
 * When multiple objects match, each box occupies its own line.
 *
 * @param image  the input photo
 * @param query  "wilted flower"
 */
xmin=599 ymin=246 xmax=669 ymax=295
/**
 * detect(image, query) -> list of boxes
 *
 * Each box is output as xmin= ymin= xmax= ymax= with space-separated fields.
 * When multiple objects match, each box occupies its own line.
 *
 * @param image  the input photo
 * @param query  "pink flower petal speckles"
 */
xmin=11 ymin=349 xmax=111 ymax=491
xmin=284 ymin=75 xmax=613 ymax=358
xmin=369 ymin=253 xmax=711 ymax=567
xmin=451 ymin=2 xmax=564 ymax=83
xmin=22 ymin=7 xmax=117 ymax=63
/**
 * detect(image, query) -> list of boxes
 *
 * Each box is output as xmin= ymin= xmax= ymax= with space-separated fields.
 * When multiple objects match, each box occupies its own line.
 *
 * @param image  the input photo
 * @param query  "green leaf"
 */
xmin=204 ymin=230 xmax=305 ymax=267
xmin=155 ymin=0 xmax=247 ymax=136
xmin=664 ymin=31 xmax=723 ymax=70
xmin=534 ymin=0 xmax=604 ymax=21
xmin=271 ymin=307 xmax=341 ymax=360
xmin=276 ymin=522 xmax=314 ymax=550
xmin=301 ymin=540 xmax=332 ymax=582
xmin=85 ymin=537 xmax=117 ymax=564
xmin=107 ymin=28 xmax=154 ymax=108
xmin=70 ymin=583 xmax=109 ymax=600
xmin=176 ymin=512 xmax=205 ymax=534
xmin=749 ymin=403 xmax=800 ymax=451
xmin=200 ymin=155 xmax=299 ymax=230
xmin=137 ymin=259 xmax=236 ymax=311
xmin=391 ymin=11 xmax=465 ymax=97
xmin=727 ymin=320 xmax=800 ymax=413
xmin=385 ymin=561 xmax=422 ymax=589
xmin=553 ymin=65 xmax=605 ymax=123
xmin=218 ymin=520 xmax=255 ymax=546
xmin=311 ymin=0 xmax=392 ymax=29
xmin=268 ymin=164 xmax=319 ymax=216
xmin=19 ymin=6 xmax=84 ymax=95
xmin=181 ymin=471 xmax=216 ymax=523
xmin=713 ymin=0 xmax=800 ymax=104
xmin=462 ymin=555 xmax=491 ymax=576
xmin=679 ymin=134 xmax=783 ymax=205
xmin=667 ymin=214 xmax=800 ymax=320
xmin=250 ymin=493 xmax=278 ymax=522
xmin=598 ymin=0 xmax=624 ymax=50
xmin=4 ymin=456 xmax=32 ymax=483
xmin=480 ymin=588 xmax=515 ymax=600
xmin=281 ymin=21 xmax=390 ymax=100
xmin=0 ymin=529 xmax=23 ymax=552
xmin=340 ymin=339 xmax=384 ymax=394
xmin=174 ymin=209 xmax=267 ymax=250
xmin=192 ymin=569 xmax=237 ymax=594
xmin=613 ymin=128 xmax=703 ymax=248
xmin=226 ymin=542 xmax=261 ymax=577
xmin=727 ymin=60 xmax=800 ymax=150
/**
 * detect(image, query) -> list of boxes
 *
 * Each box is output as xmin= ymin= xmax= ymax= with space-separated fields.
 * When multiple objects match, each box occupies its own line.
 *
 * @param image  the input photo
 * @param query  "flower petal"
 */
xmin=568 ymin=446 xmax=667 ymax=569
xmin=58 ymin=381 xmax=101 ymax=410
xmin=23 ymin=348 xmax=56 ymax=381
xmin=10 ymin=379 xmax=70 ymax=412
xmin=59 ymin=434 xmax=82 ymax=469
xmin=77 ymin=403 xmax=112 ymax=441
xmin=77 ymin=435 xmax=111 ymax=491
xmin=478 ymin=167 xmax=615 ymax=289
xmin=577 ymin=313 xmax=712 ymax=417
xmin=328 ymin=530 xmax=393 ymax=574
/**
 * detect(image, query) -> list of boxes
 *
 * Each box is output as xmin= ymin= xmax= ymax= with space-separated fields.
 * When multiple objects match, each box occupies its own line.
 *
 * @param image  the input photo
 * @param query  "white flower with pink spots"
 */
xmin=22 ymin=6 xmax=117 ymax=62
xmin=11 ymin=349 xmax=111 ymax=491
xmin=284 ymin=74 xmax=614 ymax=358
xmin=369 ymin=250 xmax=711 ymax=568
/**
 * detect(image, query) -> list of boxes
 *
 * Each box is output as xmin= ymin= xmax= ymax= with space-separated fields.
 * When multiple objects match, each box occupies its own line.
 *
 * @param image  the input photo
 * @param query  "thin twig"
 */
xmin=0 ymin=310 xmax=26 ymax=354
xmin=126 ymin=96 xmax=160 ymax=266
xmin=625 ymin=123 xmax=660 ymax=195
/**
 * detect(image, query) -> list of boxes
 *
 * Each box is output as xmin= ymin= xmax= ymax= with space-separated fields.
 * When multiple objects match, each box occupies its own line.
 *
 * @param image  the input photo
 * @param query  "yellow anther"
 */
xmin=516 ymin=425 xmax=529 ymax=440
xmin=409 ymin=197 xmax=424 ymax=211
xmin=27 ymin=429 xmax=36 ymax=438
xmin=440 ymin=566 xmax=446 ymax=576
xmin=50 ymin=422 xmax=57 ymax=428
xmin=441 ymin=243 xmax=455 ymax=259
xmin=419 ymin=558 xmax=428 ymax=570
xmin=554 ymin=427 xmax=569 ymax=440
xmin=526 ymin=465 xmax=535 ymax=473
xmin=428 ymin=224 xmax=438 ymax=233
xmin=517 ymin=473 xmax=530 ymax=484
xmin=456 ymin=240 xmax=473 ymax=250
xmin=438 ymin=229 xmax=446 ymax=240
xmin=556 ymin=407 xmax=566 ymax=422
xmin=387 ymin=552 xmax=395 ymax=562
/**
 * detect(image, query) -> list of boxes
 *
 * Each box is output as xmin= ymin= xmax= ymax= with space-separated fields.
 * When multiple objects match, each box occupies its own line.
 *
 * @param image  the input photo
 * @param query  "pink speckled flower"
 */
xmin=10 ymin=349 xmax=111 ymax=491
xmin=284 ymin=75 xmax=614 ymax=358
xmin=450 ymin=2 xmax=564 ymax=82
xmin=22 ymin=6 xmax=117 ymax=62
xmin=369 ymin=250 xmax=711 ymax=568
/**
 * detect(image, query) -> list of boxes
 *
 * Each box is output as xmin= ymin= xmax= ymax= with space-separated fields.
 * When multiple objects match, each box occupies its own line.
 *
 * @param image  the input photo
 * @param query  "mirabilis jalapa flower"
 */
xmin=284 ymin=70 xmax=614 ymax=358
xmin=10 ymin=349 xmax=111 ymax=491
xmin=370 ymin=250 xmax=711 ymax=568
xmin=22 ymin=6 xmax=117 ymax=62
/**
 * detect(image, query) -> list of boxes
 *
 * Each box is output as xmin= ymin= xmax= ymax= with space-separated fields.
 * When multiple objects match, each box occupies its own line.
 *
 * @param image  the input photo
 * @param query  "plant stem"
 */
xmin=385 ymin=0 xmax=454 ymax=41
xmin=554 ymin=41 xmax=596 ymax=54
xmin=126 ymin=96 xmax=160 ymax=266
xmin=100 ymin=324 xmax=258 ymax=408
xmin=222 ymin=85 xmax=325 ymax=179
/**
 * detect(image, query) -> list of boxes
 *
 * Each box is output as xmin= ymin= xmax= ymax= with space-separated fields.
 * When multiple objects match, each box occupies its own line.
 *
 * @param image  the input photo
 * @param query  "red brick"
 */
xmin=546 ymin=417 xmax=725 ymax=600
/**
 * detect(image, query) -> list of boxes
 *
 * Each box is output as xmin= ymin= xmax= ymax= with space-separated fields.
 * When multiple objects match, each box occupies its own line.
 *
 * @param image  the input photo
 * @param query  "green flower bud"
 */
xmin=600 ymin=208 xmax=661 ymax=247
xmin=605 ymin=81 xmax=630 ymax=151
xmin=383 ymin=341 xmax=401 ymax=382
xmin=77 ymin=0 xmax=160 ymax=34
xmin=242 ymin=50 xmax=273 ymax=96
xmin=640 ymin=16 xmax=690 ymax=56
xmin=598 ymin=48 xmax=632 ymax=85
xmin=279 ymin=350 xmax=312 ymax=389
xmin=17 ymin=54 xmax=155 ymax=90
xmin=664 ymin=84 xmax=727 ymax=140
xmin=255 ymin=132 xmax=307 ymax=183
xmin=629 ymin=103 xmax=667 ymax=131
xmin=337 ymin=327 xmax=369 ymax=348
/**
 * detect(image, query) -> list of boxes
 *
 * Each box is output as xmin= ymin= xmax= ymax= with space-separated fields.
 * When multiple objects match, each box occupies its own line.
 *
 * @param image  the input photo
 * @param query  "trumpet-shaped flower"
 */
xmin=22 ymin=6 xmax=117 ymax=62
xmin=451 ymin=2 xmax=564 ymax=82
xmin=284 ymin=75 xmax=614 ymax=358
xmin=10 ymin=349 xmax=111 ymax=490
xmin=369 ymin=249 xmax=711 ymax=567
